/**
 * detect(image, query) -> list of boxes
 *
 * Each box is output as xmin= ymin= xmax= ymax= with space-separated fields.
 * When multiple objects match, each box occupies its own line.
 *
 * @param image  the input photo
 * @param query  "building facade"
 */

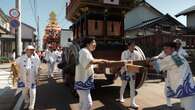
xmin=60 ymin=29 xmax=73 ymax=47
xmin=0 ymin=8 xmax=36 ymax=56
xmin=176 ymin=5 xmax=195 ymax=32
xmin=125 ymin=1 xmax=186 ymax=38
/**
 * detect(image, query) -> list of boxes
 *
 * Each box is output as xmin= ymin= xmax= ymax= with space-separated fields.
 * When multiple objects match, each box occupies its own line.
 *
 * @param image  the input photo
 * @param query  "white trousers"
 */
xmin=120 ymin=74 xmax=136 ymax=105
xmin=77 ymin=90 xmax=92 ymax=110
xmin=54 ymin=63 xmax=61 ymax=73
xmin=48 ymin=62 xmax=55 ymax=76
xmin=180 ymin=95 xmax=195 ymax=110
xmin=22 ymin=87 xmax=36 ymax=110
xmin=164 ymin=78 xmax=172 ymax=107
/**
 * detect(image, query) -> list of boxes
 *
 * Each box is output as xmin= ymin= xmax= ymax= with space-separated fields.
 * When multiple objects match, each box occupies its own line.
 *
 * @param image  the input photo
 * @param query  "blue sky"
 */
xmin=0 ymin=0 xmax=195 ymax=40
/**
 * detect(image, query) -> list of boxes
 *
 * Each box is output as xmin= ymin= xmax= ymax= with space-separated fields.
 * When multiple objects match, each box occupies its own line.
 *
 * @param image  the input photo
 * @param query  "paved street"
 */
xmin=17 ymin=64 xmax=183 ymax=110
xmin=0 ymin=63 xmax=17 ymax=110
xmin=0 ymin=64 xmax=12 ymax=90
xmin=1 ymin=0 xmax=195 ymax=110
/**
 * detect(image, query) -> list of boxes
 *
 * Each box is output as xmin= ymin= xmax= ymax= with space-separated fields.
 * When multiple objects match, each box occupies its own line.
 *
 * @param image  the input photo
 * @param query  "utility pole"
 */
xmin=16 ymin=0 xmax=22 ymax=57
xmin=37 ymin=16 xmax=41 ymax=50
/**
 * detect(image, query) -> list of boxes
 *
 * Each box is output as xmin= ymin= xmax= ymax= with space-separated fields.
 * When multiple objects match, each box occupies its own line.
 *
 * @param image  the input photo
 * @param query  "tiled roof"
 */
xmin=0 ymin=8 xmax=9 ymax=22
xmin=126 ymin=14 xmax=185 ymax=31
xmin=176 ymin=5 xmax=195 ymax=17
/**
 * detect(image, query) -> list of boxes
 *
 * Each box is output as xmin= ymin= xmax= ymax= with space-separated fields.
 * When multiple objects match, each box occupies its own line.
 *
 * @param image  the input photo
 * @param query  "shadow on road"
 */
xmin=35 ymin=74 xmax=78 ymax=110
xmin=143 ymin=103 xmax=182 ymax=110
xmin=35 ymin=74 xmax=130 ymax=110
xmin=34 ymin=73 xmax=183 ymax=110
xmin=91 ymin=79 xmax=130 ymax=110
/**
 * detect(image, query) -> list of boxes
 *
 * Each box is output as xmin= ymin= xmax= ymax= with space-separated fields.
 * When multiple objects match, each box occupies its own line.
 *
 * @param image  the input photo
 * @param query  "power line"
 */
xmin=28 ymin=0 xmax=38 ymax=26
xmin=28 ymin=0 xmax=41 ymax=49
xmin=58 ymin=1 xmax=67 ymax=27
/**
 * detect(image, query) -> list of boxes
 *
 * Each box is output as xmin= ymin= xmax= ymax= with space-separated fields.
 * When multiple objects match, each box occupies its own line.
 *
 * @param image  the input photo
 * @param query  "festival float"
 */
xmin=43 ymin=11 xmax=61 ymax=49
xmin=62 ymin=0 xmax=149 ymax=89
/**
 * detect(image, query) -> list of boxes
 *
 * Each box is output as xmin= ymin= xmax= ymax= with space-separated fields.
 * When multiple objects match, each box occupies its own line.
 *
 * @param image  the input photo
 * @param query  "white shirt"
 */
xmin=16 ymin=54 xmax=41 ymax=88
xmin=121 ymin=50 xmax=142 ymax=61
xmin=45 ymin=50 xmax=56 ymax=63
xmin=75 ymin=48 xmax=94 ymax=82
xmin=121 ymin=50 xmax=142 ymax=73
xmin=26 ymin=58 xmax=31 ymax=70
xmin=159 ymin=52 xmax=195 ymax=98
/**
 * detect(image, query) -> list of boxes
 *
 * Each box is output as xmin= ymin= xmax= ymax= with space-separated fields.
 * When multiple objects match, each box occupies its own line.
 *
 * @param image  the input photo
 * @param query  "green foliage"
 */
xmin=0 ymin=56 xmax=10 ymax=63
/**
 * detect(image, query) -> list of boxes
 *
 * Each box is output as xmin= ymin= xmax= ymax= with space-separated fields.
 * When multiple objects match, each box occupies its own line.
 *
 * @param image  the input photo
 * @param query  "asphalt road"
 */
xmin=20 ymin=64 xmax=183 ymax=110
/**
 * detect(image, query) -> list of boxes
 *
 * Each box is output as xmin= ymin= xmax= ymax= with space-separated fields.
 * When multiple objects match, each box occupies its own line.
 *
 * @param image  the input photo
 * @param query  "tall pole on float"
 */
xmin=16 ymin=0 xmax=22 ymax=57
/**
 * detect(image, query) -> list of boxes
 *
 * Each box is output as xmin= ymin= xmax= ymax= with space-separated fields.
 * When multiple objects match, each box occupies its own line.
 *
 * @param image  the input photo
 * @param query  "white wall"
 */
xmin=124 ymin=4 xmax=162 ymax=30
xmin=187 ymin=12 xmax=195 ymax=30
xmin=60 ymin=29 xmax=73 ymax=47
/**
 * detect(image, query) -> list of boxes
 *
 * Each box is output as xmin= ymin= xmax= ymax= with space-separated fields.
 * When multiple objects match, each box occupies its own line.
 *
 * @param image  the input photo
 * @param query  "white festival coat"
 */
xmin=159 ymin=52 xmax=195 ymax=98
xmin=16 ymin=54 xmax=41 ymax=89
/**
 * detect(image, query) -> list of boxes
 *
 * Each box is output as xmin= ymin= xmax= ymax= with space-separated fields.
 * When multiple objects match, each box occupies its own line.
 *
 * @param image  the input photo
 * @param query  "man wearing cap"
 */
xmin=16 ymin=45 xmax=41 ymax=110
xmin=156 ymin=42 xmax=195 ymax=110
xmin=152 ymin=39 xmax=189 ymax=108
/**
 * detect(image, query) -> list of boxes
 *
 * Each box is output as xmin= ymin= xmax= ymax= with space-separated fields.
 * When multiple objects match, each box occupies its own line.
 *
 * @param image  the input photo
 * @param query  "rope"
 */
xmin=135 ymin=45 xmax=146 ymax=60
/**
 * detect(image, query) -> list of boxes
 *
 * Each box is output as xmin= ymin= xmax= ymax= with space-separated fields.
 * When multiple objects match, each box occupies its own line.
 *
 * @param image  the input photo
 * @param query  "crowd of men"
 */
xmin=14 ymin=38 xmax=195 ymax=110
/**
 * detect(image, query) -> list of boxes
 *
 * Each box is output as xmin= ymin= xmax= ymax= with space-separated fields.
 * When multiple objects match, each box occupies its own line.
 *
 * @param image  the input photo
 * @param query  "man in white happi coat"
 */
xmin=54 ymin=47 xmax=63 ymax=73
xmin=16 ymin=45 xmax=41 ymax=110
xmin=157 ymin=42 xmax=195 ymax=110
xmin=45 ymin=46 xmax=57 ymax=78
xmin=152 ymin=39 xmax=189 ymax=108
xmin=74 ymin=38 xmax=109 ymax=110
xmin=119 ymin=42 xmax=142 ymax=109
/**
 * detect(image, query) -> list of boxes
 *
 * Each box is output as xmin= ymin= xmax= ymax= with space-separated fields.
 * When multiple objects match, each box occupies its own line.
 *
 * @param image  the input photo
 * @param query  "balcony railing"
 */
xmin=66 ymin=0 xmax=137 ymax=21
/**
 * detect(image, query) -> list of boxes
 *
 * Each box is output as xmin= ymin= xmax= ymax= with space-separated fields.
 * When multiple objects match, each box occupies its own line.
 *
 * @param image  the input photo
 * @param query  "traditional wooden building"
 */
xmin=176 ymin=5 xmax=195 ymax=33
xmin=0 ymin=8 xmax=36 ymax=56
xmin=43 ymin=11 xmax=61 ymax=49
xmin=125 ymin=1 xmax=186 ymax=38
xmin=121 ymin=1 xmax=195 ymax=57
